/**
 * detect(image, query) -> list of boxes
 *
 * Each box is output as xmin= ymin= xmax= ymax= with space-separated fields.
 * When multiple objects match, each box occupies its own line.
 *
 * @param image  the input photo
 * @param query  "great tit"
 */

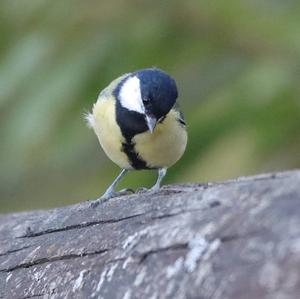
xmin=86 ymin=68 xmax=187 ymax=205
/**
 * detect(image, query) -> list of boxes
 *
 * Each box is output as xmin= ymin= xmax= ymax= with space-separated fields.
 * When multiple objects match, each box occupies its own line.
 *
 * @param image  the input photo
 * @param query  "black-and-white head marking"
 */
xmin=115 ymin=68 xmax=178 ymax=169
xmin=116 ymin=68 xmax=178 ymax=124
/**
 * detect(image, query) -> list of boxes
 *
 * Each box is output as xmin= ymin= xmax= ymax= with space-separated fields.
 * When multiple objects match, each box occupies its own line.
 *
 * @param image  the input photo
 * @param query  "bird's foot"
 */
xmin=136 ymin=185 xmax=160 ymax=194
xmin=136 ymin=187 xmax=149 ymax=193
xmin=150 ymin=184 xmax=160 ymax=192
xmin=118 ymin=188 xmax=135 ymax=197
xmin=89 ymin=188 xmax=134 ymax=208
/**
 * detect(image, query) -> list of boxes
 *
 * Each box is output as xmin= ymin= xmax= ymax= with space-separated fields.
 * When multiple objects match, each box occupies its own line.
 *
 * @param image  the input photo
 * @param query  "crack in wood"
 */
xmin=219 ymin=230 xmax=264 ymax=243
xmin=138 ymin=243 xmax=188 ymax=264
xmin=18 ymin=294 xmax=46 ymax=299
xmin=150 ymin=206 xmax=220 ymax=221
xmin=18 ymin=213 xmax=146 ymax=238
xmin=0 ymin=249 xmax=109 ymax=273
xmin=212 ymin=171 xmax=289 ymax=187
xmin=0 ymin=245 xmax=33 ymax=257
xmin=18 ymin=205 xmax=216 ymax=239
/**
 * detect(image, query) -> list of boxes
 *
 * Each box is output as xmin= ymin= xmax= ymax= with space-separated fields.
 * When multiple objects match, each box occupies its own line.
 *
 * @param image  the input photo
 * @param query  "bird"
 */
xmin=86 ymin=68 xmax=187 ymax=206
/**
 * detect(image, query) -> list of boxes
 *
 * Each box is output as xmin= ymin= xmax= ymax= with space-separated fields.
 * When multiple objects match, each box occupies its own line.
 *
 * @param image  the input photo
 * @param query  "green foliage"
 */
xmin=1 ymin=1 xmax=300 ymax=212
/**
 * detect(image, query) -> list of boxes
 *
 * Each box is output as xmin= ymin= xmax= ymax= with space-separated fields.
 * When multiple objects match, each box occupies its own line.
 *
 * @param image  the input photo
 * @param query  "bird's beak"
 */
xmin=145 ymin=115 xmax=157 ymax=133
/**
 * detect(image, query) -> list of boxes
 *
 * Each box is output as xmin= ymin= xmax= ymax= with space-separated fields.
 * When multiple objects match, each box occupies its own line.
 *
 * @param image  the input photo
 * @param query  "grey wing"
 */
xmin=97 ymin=73 xmax=131 ymax=101
xmin=86 ymin=73 xmax=131 ymax=128
xmin=173 ymin=101 xmax=186 ymax=126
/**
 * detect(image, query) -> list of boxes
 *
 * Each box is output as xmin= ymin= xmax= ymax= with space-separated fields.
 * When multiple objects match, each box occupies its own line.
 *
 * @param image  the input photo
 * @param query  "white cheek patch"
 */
xmin=119 ymin=76 xmax=145 ymax=114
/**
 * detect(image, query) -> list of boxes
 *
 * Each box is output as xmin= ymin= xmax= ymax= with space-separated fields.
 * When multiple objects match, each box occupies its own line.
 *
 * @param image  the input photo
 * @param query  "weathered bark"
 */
xmin=1 ymin=170 xmax=300 ymax=299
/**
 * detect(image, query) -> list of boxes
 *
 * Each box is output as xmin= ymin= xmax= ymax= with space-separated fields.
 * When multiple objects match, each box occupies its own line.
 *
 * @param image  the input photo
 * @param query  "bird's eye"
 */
xmin=143 ymin=98 xmax=151 ymax=106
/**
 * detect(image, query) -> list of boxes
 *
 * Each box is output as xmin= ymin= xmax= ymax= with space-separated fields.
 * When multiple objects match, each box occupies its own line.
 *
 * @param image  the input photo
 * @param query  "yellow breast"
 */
xmin=133 ymin=109 xmax=187 ymax=169
xmin=92 ymin=97 xmax=132 ymax=169
xmin=92 ymin=98 xmax=187 ymax=170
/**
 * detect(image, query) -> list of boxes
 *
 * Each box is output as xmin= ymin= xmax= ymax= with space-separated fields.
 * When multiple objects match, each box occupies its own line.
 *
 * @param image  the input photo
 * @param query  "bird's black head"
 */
xmin=116 ymin=68 xmax=178 ymax=136
xmin=135 ymin=68 xmax=178 ymax=123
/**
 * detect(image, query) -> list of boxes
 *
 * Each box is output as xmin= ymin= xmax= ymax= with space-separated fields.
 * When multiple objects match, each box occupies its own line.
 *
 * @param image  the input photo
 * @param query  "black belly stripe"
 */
xmin=121 ymin=139 xmax=149 ymax=170
xmin=115 ymin=98 xmax=150 ymax=170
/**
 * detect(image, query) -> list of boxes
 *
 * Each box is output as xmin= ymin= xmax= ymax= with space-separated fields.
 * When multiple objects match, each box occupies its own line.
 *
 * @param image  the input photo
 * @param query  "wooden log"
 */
xmin=1 ymin=170 xmax=300 ymax=299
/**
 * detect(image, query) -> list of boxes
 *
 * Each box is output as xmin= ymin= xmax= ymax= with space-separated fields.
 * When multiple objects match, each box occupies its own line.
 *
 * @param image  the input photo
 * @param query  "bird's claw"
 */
xmin=136 ymin=186 xmax=161 ymax=194
xmin=119 ymin=188 xmax=135 ymax=195
xmin=136 ymin=187 xmax=149 ymax=193
xmin=89 ymin=199 xmax=103 ymax=208
xmin=89 ymin=188 xmax=134 ymax=208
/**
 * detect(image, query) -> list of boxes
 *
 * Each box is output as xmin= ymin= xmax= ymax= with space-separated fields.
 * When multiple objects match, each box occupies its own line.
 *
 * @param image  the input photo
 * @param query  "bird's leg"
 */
xmin=150 ymin=168 xmax=167 ymax=192
xmin=136 ymin=168 xmax=167 ymax=193
xmin=101 ymin=169 xmax=128 ymax=198
xmin=90 ymin=169 xmax=132 ymax=207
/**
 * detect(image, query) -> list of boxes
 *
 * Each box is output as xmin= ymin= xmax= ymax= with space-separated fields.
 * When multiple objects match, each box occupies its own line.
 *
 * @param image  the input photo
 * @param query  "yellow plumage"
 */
xmin=92 ymin=97 xmax=132 ymax=169
xmin=133 ymin=109 xmax=187 ymax=169
xmin=92 ymin=98 xmax=187 ymax=170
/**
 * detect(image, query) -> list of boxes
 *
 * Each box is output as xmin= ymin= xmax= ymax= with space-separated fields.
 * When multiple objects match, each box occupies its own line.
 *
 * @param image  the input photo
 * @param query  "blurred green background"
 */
xmin=1 ymin=0 xmax=300 ymax=213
